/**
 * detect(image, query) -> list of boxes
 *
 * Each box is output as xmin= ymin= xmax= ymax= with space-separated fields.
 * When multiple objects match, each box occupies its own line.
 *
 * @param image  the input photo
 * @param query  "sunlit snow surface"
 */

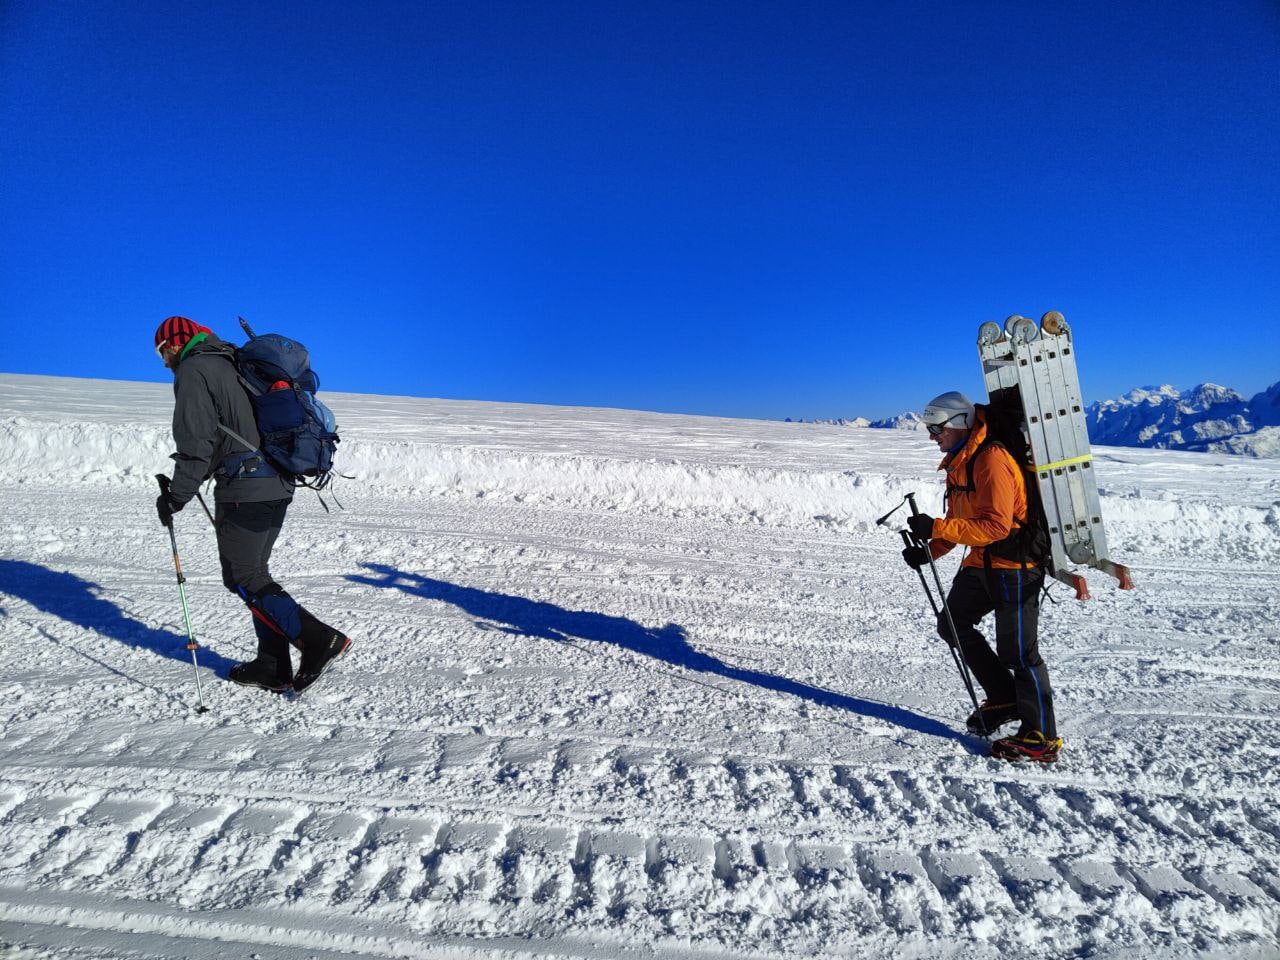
xmin=1 ymin=373 xmax=1278 ymax=960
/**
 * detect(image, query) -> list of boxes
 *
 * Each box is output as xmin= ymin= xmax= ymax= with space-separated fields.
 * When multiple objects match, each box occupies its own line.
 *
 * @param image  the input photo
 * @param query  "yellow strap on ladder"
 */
xmin=1036 ymin=453 xmax=1093 ymax=472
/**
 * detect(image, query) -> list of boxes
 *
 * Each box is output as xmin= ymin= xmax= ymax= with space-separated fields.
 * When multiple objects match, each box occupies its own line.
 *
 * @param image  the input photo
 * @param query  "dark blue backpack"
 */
xmin=222 ymin=319 xmax=340 ymax=490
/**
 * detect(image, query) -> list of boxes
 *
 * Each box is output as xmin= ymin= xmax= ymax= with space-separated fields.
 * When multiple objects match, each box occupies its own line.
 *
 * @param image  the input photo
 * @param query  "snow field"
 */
xmin=1 ymin=373 xmax=1278 ymax=958
xmin=3 ymin=379 xmax=1276 ymax=562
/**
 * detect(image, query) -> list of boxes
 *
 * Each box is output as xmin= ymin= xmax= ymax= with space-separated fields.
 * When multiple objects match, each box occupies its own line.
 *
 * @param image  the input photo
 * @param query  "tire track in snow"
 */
xmin=3 ymin=729 xmax=1276 ymax=919
xmin=3 ymin=777 xmax=1274 ymax=955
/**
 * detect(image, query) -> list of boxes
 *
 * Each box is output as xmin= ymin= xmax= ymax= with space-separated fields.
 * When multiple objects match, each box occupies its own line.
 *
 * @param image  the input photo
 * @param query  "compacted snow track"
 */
xmin=1 ymin=374 xmax=1278 ymax=958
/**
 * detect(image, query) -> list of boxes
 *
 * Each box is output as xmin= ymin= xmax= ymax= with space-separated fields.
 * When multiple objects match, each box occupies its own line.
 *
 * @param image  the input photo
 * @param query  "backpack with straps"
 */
xmin=219 ymin=319 xmax=340 ymax=490
xmin=952 ymin=399 xmax=1052 ymax=571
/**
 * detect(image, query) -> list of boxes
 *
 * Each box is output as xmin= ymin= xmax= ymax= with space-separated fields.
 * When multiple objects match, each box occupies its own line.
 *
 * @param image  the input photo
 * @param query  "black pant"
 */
xmin=938 ymin=566 xmax=1056 ymax=739
xmin=215 ymin=499 xmax=302 ymax=676
xmin=215 ymin=499 xmax=289 ymax=597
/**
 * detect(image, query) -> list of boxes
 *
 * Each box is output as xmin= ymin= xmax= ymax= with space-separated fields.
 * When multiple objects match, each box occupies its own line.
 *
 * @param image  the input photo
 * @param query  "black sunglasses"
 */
xmin=926 ymin=414 xmax=965 ymax=436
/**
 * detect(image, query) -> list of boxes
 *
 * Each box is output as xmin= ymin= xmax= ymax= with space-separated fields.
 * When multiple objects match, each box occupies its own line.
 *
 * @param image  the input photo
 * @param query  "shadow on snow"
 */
xmin=0 ymin=559 xmax=239 ymax=685
xmin=347 ymin=562 xmax=965 ymax=744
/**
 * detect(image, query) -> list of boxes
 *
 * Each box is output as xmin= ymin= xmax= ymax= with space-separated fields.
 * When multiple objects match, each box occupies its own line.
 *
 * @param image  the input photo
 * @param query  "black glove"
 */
xmin=907 ymin=513 xmax=936 ymax=541
xmin=901 ymin=544 xmax=930 ymax=570
xmin=155 ymin=493 xmax=183 ymax=528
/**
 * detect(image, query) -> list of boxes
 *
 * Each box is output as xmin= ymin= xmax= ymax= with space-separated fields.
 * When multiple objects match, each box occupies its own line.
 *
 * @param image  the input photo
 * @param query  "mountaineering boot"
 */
xmin=293 ymin=631 xmax=351 ymax=694
xmin=966 ymin=700 xmax=1020 ymax=735
xmin=229 ymin=616 xmax=295 ymax=692
xmin=991 ymin=729 xmax=1063 ymax=763
xmin=228 ymin=658 xmax=292 ymax=693
xmin=292 ymin=608 xmax=352 ymax=695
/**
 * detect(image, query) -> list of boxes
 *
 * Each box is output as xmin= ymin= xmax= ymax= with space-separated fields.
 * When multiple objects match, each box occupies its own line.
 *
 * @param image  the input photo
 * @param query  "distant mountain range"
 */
xmin=1084 ymin=382 xmax=1280 ymax=457
xmin=789 ymin=381 xmax=1280 ymax=458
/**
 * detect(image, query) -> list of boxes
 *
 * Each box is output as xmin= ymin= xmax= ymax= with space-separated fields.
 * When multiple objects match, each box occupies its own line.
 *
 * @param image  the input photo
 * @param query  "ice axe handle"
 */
xmin=238 ymin=316 xmax=257 ymax=339
xmin=875 ymin=495 xmax=908 ymax=527
xmin=905 ymin=492 xmax=921 ymax=517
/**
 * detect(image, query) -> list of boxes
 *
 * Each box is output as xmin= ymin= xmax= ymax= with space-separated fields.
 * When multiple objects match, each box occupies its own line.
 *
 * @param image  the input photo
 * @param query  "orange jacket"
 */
xmin=927 ymin=413 xmax=1030 ymax=570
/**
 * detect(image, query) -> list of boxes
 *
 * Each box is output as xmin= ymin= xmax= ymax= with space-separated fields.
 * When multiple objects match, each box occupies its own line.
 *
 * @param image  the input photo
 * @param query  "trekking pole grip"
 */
xmin=155 ymin=473 xmax=177 ymax=531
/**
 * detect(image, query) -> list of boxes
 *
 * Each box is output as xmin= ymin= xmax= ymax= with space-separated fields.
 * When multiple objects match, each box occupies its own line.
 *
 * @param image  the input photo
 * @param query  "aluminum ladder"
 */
xmin=977 ymin=311 xmax=1133 ymax=599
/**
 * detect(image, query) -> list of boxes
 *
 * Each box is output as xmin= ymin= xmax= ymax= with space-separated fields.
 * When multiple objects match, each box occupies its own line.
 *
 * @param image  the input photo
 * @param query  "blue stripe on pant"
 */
xmin=938 ymin=566 xmax=1056 ymax=739
xmin=1016 ymin=569 xmax=1048 ymax=735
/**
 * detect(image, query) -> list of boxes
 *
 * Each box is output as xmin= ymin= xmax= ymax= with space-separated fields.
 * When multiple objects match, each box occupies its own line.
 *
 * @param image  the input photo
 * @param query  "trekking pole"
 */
xmin=899 ymin=528 xmax=941 ymax=616
xmin=156 ymin=475 xmax=210 ymax=714
xmin=879 ymin=495 xmax=944 ymax=619
xmin=903 ymin=493 xmax=985 ymax=728
xmin=899 ymin=528 xmax=982 ymax=715
xmin=194 ymin=490 xmax=215 ymax=526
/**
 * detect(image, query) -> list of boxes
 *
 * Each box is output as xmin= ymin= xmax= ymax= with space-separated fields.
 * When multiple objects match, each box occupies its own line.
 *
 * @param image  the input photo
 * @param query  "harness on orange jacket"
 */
xmin=943 ymin=403 xmax=1052 ymax=580
xmin=945 ymin=439 xmax=1050 ymax=570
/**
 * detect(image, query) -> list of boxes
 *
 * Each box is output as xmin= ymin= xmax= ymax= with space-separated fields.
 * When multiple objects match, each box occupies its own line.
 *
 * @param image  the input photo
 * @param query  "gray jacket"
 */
xmin=168 ymin=333 xmax=294 ymax=505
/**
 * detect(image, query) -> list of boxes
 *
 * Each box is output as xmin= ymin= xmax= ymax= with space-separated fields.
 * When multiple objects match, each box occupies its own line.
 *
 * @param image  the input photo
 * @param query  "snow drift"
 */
xmin=2 ymin=374 xmax=1276 ymax=566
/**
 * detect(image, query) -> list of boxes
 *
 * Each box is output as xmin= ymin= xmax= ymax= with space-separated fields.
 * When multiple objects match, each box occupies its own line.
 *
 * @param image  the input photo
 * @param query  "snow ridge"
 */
xmin=2 ymin=408 xmax=1276 ymax=564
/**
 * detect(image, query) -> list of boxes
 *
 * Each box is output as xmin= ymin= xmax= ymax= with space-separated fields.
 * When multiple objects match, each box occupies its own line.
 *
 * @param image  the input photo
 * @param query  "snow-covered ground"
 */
xmin=1 ymin=372 xmax=1278 ymax=960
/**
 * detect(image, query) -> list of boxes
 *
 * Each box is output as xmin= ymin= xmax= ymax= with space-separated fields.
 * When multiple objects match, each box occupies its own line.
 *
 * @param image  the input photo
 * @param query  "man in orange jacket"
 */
xmin=901 ymin=391 xmax=1062 ymax=763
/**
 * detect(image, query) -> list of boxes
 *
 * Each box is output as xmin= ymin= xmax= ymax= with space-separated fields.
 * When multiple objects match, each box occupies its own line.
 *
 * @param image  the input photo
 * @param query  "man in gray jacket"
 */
xmin=154 ymin=316 xmax=350 ymax=694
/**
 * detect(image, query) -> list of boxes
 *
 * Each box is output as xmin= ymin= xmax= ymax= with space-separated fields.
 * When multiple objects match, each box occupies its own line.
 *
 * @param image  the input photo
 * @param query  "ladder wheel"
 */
xmin=1008 ymin=317 xmax=1040 ymax=344
xmin=977 ymin=321 xmax=1004 ymax=345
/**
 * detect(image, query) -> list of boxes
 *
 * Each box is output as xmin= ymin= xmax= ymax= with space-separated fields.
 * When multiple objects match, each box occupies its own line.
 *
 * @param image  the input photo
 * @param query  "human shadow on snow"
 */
xmin=347 ymin=562 xmax=965 ymax=744
xmin=0 ymin=559 xmax=240 ymax=683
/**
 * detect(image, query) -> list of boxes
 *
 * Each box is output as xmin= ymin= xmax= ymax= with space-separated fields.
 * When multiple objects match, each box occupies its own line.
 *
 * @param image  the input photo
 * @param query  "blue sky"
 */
xmin=1 ymin=1 xmax=1276 ymax=420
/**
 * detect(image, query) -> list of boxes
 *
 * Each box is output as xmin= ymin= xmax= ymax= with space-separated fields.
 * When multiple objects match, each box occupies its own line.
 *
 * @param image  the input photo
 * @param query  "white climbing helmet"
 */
xmin=921 ymin=391 xmax=975 ymax=431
